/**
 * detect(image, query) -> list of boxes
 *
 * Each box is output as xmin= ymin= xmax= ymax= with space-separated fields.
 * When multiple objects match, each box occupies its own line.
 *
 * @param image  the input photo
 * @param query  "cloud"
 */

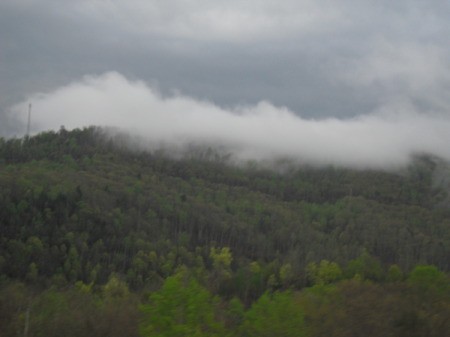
xmin=0 ymin=0 xmax=343 ymax=43
xmin=334 ymin=38 xmax=450 ymax=114
xmin=1 ymin=0 xmax=450 ymax=126
xmin=8 ymin=72 xmax=450 ymax=169
xmin=48 ymin=0 xmax=344 ymax=42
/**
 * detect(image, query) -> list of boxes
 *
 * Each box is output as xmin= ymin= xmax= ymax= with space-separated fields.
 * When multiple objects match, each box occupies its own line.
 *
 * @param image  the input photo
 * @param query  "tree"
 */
xmin=386 ymin=264 xmax=403 ymax=282
xmin=209 ymin=247 xmax=233 ymax=293
xmin=345 ymin=251 xmax=383 ymax=281
xmin=306 ymin=260 xmax=342 ymax=286
xmin=240 ymin=291 xmax=308 ymax=337
xmin=140 ymin=271 xmax=226 ymax=337
xmin=407 ymin=265 xmax=449 ymax=295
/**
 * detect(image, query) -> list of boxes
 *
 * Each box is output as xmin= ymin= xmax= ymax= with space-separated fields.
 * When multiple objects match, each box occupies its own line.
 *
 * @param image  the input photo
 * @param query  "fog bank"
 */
xmin=8 ymin=72 xmax=450 ymax=169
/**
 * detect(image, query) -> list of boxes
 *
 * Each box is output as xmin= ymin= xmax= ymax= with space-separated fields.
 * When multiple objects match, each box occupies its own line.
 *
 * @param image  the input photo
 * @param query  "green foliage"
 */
xmin=0 ymin=283 xmax=139 ymax=337
xmin=240 ymin=291 xmax=308 ymax=337
xmin=210 ymin=247 xmax=233 ymax=287
xmin=301 ymin=274 xmax=450 ymax=337
xmin=226 ymin=297 xmax=245 ymax=332
xmin=0 ymin=282 xmax=29 ymax=337
xmin=1 ymin=127 xmax=449 ymax=291
xmin=140 ymin=271 xmax=225 ymax=337
xmin=103 ymin=274 xmax=130 ymax=299
xmin=279 ymin=263 xmax=293 ymax=287
xmin=345 ymin=251 xmax=384 ymax=281
xmin=387 ymin=264 xmax=404 ymax=282
xmin=408 ymin=265 xmax=449 ymax=295
xmin=0 ymin=128 xmax=449 ymax=336
xmin=306 ymin=260 xmax=343 ymax=285
xmin=210 ymin=247 xmax=233 ymax=271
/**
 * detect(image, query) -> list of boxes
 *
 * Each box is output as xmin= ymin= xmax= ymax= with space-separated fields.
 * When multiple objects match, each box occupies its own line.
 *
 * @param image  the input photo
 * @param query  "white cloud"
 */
xmin=9 ymin=72 xmax=450 ymax=169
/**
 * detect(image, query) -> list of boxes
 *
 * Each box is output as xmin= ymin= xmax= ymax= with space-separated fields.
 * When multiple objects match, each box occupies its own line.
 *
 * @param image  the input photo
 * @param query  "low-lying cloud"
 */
xmin=8 ymin=72 xmax=450 ymax=169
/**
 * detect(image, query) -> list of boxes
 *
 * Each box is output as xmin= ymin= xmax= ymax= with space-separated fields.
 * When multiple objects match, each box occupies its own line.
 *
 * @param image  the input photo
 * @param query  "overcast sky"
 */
xmin=1 ymin=1 xmax=450 ymax=167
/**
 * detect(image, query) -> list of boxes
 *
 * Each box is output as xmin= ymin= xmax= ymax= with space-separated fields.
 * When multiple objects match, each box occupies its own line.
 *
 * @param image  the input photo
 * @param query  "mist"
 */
xmin=7 ymin=72 xmax=450 ymax=170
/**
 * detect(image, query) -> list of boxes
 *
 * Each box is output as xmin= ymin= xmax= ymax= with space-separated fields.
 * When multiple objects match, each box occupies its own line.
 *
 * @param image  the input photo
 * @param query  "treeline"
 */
xmin=1 ymin=263 xmax=449 ymax=337
xmin=0 ymin=127 xmax=449 ymax=336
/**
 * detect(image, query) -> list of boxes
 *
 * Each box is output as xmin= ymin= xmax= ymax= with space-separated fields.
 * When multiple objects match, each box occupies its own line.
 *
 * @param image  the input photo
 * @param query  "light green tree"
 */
xmin=408 ymin=265 xmax=449 ymax=295
xmin=210 ymin=247 xmax=233 ymax=277
xmin=306 ymin=260 xmax=342 ymax=285
xmin=240 ymin=291 xmax=308 ymax=337
xmin=140 ymin=271 xmax=225 ymax=337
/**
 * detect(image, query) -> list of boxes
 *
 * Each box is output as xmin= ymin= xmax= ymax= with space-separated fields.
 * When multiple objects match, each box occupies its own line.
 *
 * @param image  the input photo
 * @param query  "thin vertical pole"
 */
xmin=26 ymin=103 xmax=32 ymax=137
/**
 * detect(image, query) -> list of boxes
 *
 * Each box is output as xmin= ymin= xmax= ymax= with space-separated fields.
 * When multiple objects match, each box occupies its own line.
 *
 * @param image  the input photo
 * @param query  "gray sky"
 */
xmin=1 ymin=0 xmax=450 ymax=167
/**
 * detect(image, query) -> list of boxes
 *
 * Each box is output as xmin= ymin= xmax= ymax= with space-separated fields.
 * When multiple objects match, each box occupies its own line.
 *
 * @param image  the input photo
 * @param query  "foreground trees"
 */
xmin=239 ymin=291 xmax=307 ymax=337
xmin=0 ymin=281 xmax=139 ymax=337
xmin=140 ymin=271 xmax=225 ymax=337
xmin=1 ymin=263 xmax=448 ymax=337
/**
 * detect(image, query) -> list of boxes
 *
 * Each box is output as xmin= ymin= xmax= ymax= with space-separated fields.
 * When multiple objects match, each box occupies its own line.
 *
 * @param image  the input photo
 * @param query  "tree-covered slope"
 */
xmin=1 ymin=127 xmax=449 ymax=289
xmin=0 ymin=127 xmax=449 ymax=337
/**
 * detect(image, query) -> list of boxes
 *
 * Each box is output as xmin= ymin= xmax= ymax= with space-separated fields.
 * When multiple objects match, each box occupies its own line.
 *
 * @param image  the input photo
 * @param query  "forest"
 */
xmin=0 ymin=126 xmax=449 ymax=337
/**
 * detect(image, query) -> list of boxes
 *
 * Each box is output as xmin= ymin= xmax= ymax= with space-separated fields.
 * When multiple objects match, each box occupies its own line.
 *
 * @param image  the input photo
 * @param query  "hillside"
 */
xmin=0 ymin=127 xmax=449 ymax=337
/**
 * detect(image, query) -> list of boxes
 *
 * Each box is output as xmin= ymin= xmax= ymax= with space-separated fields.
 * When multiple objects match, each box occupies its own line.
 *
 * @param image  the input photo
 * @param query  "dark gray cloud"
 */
xmin=1 ymin=1 xmax=450 ymax=166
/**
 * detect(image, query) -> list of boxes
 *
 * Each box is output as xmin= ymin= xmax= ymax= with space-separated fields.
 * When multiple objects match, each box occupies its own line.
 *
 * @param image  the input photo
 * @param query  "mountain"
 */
xmin=0 ymin=126 xmax=449 ymax=337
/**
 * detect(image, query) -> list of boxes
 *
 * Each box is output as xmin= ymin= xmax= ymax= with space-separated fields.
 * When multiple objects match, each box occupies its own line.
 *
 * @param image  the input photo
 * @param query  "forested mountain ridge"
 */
xmin=0 ymin=127 xmax=449 ymax=337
